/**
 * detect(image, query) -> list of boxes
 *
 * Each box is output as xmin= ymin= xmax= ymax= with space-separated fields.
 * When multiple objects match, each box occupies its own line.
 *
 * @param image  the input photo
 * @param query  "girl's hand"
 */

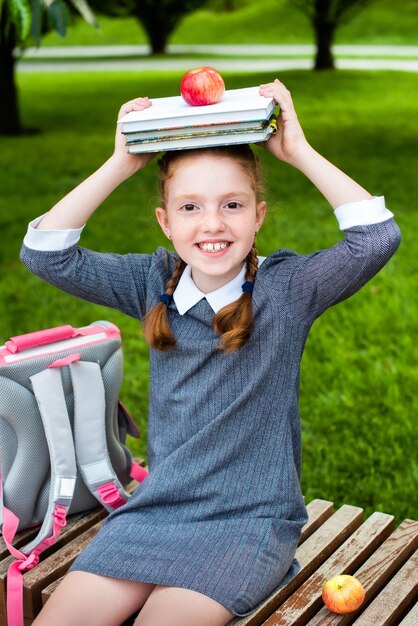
xmin=112 ymin=97 xmax=157 ymax=176
xmin=259 ymin=79 xmax=309 ymax=166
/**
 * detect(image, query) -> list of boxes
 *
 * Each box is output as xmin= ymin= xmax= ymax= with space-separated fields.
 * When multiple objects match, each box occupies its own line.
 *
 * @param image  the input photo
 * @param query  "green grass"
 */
xmin=1 ymin=69 xmax=417 ymax=524
xmin=40 ymin=0 xmax=418 ymax=47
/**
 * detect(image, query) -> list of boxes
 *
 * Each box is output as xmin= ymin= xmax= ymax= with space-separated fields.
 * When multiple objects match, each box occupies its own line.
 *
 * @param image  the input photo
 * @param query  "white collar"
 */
xmin=173 ymin=257 xmax=266 ymax=315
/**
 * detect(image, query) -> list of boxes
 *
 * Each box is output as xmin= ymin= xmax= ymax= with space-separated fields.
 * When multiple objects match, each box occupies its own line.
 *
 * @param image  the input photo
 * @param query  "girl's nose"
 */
xmin=202 ymin=210 xmax=226 ymax=233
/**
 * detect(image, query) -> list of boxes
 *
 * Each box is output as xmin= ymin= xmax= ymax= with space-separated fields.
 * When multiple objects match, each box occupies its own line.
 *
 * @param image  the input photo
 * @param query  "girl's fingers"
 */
xmin=259 ymin=80 xmax=297 ymax=120
xmin=259 ymin=83 xmax=291 ymax=101
xmin=117 ymin=98 xmax=152 ymax=120
xmin=259 ymin=79 xmax=291 ymax=98
xmin=260 ymin=78 xmax=286 ymax=89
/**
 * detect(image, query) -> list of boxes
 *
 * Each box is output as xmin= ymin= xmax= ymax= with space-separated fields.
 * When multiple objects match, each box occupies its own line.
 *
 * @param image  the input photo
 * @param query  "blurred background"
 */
xmin=1 ymin=0 xmax=417 ymax=523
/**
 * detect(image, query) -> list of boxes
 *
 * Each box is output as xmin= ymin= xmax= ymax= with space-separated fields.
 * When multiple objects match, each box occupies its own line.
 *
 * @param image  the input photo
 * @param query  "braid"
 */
xmin=143 ymin=257 xmax=186 ymax=351
xmin=245 ymin=245 xmax=259 ymax=282
xmin=165 ymin=257 xmax=186 ymax=296
xmin=212 ymin=243 xmax=259 ymax=353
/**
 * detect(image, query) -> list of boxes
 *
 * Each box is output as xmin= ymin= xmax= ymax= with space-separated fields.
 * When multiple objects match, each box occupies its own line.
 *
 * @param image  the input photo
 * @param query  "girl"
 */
xmin=21 ymin=79 xmax=400 ymax=626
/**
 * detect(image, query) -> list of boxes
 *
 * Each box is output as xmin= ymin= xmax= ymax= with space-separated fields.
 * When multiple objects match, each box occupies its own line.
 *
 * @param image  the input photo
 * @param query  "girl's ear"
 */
xmin=155 ymin=206 xmax=171 ymax=239
xmin=255 ymin=201 xmax=267 ymax=232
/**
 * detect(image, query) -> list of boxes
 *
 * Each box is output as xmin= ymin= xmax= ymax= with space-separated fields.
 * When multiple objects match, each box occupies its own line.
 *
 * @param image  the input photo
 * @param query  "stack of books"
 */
xmin=118 ymin=87 xmax=277 ymax=153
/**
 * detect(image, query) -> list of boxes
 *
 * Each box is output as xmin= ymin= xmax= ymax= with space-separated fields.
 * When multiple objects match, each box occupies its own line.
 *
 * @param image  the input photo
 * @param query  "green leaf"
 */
xmin=8 ymin=0 xmax=31 ymax=40
xmin=47 ymin=0 xmax=70 ymax=38
xmin=69 ymin=0 xmax=98 ymax=27
xmin=29 ymin=0 xmax=42 ymax=45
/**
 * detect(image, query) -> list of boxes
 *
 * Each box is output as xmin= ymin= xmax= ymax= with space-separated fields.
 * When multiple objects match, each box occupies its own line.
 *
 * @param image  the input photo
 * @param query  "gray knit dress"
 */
xmin=20 ymin=217 xmax=401 ymax=616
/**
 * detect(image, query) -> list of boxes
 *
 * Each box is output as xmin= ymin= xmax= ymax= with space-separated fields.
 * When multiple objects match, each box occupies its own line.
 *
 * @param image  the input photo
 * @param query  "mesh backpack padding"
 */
xmin=0 ymin=375 xmax=51 ymax=529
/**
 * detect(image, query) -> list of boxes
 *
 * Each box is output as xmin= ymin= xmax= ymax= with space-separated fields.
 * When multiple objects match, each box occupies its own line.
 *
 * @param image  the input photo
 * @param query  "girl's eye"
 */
xmin=182 ymin=203 xmax=197 ymax=212
xmin=225 ymin=201 xmax=240 ymax=209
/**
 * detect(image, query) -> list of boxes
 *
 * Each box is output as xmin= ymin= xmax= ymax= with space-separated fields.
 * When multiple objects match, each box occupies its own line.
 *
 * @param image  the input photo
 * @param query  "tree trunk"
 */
xmin=313 ymin=16 xmax=335 ymax=70
xmin=134 ymin=0 xmax=208 ymax=55
xmin=146 ymin=27 xmax=168 ymax=55
xmin=0 ymin=18 xmax=21 ymax=135
xmin=134 ymin=7 xmax=174 ymax=55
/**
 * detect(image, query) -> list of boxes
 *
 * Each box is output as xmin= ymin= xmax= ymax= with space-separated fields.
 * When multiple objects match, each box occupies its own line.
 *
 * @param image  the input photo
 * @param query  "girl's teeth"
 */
xmin=200 ymin=242 xmax=229 ymax=252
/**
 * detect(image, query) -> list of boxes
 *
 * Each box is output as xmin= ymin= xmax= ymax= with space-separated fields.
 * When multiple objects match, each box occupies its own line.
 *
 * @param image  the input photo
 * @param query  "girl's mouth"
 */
xmin=197 ymin=241 xmax=231 ymax=252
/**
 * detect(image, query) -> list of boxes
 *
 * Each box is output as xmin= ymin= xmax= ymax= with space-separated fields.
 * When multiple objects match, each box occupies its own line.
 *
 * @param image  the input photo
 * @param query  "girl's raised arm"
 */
xmin=259 ymin=79 xmax=372 ymax=209
xmin=36 ymin=98 xmax=155 ymax=231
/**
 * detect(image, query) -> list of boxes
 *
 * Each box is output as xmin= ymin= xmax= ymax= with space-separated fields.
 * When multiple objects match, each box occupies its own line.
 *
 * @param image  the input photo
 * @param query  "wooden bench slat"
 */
xmin=0 ymin=589 xmax=5 ymax=626
xmin=397 ymin=598 xmax=418 ymax=626
xmin=261 ymin=511 xmax=395 ymax=626
xmin=350 ymin=548 xmax=418 ymax=626
xmin=41 ymin=576 xmax=63 ymax=607
xmin=304 ymin=518 xmax=418 ymax=625
xmin=1 ymin=528 xmax=39 ymax=561
xmin=299 ymin=500 xmax=334 ymax=545
xmin=229 ymin=505 xmax=364 ymax=626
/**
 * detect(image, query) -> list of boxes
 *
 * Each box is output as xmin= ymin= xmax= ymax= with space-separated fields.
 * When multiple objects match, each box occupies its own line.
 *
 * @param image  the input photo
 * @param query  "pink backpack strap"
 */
xmin=69 ymin=361 xmax=148 ymax=511
xmin=2 ymin=498 xmax=67 ymax=626
xmin=130 ymin=461 xmax=148 ymax=483
xmin=1 ymin=367 xmax=77 ymax=626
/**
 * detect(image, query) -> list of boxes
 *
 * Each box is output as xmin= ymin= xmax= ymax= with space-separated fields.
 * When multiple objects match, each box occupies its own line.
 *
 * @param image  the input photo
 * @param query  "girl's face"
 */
xmin=155 ymin=154 xmax=266 ymax=293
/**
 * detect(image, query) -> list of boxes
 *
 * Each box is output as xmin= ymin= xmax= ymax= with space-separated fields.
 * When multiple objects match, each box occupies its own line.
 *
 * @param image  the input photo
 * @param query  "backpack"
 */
xmin=0 ymin=320 xmax=148 ymax=626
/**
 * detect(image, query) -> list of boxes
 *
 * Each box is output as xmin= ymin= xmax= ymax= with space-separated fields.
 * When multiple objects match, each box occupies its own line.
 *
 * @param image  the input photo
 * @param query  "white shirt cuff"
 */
xmin=334 ymin=196 xmax=394 ymax=231
xmin=23 ymin=214 xmax=85 ymax=251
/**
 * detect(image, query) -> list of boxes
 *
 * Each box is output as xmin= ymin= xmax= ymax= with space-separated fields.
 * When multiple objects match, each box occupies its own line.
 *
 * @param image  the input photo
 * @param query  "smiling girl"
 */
xmin=21 ymin=79 xmax=400 ymax=626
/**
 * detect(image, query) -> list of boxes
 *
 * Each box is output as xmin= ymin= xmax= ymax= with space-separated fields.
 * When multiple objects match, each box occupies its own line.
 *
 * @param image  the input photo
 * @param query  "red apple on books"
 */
xmin=322 ymin=575 xmax=366 ymax=614
xmin=180 ymin=67 xmax=225 ymax=106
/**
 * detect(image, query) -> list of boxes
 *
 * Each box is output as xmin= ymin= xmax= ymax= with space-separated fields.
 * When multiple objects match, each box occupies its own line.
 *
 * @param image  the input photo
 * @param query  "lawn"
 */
xmin=1 ymin=69 xmax=417 ymax=523
xmin=40 ymin=0 xmax=418 ymax=47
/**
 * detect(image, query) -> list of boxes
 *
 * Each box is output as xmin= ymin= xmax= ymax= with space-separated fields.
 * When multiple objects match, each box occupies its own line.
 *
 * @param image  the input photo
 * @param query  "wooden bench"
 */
xmin=1 ymin=497 xmax=417 ymax=626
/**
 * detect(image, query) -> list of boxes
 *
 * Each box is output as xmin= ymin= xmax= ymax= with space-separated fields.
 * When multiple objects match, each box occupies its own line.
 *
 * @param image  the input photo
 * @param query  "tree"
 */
xmin=0 ymin=0 xmax=97 ymax=136
xmin=136 ymin=0 xmax=210 ymax=53
xmin=291 ymin=0 xmax=376 ymax=70
xmin=89 ymin=0 xmax=209 ymax=55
